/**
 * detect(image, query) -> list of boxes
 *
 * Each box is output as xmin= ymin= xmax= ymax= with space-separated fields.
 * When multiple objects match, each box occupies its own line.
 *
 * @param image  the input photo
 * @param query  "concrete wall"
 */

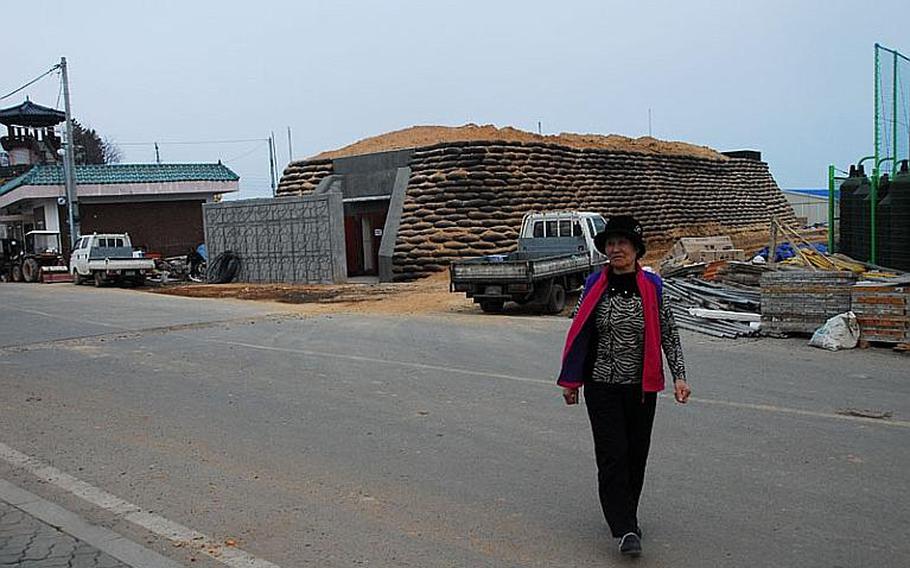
xmin=203 ymin=193 xmax=346 ymax=284
xmin=332 ymin=149 xmax=413 ymax=199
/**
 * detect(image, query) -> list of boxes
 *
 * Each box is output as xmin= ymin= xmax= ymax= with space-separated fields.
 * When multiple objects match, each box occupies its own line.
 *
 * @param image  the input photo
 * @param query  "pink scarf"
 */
xmin=557 ymin=265 xmax=665 ymax=392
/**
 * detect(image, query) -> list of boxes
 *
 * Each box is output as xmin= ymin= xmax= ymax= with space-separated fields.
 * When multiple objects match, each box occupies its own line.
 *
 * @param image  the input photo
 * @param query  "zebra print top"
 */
xmin=572 ymin=271 xmax=686 ymax=385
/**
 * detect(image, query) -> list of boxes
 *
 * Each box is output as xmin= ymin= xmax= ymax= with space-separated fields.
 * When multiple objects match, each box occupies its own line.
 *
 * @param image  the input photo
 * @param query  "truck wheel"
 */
xmin=11 ymin=264 xmax=23 ymax=282
xmin=480 ymin=300 xmax=505 ymax=313
xmin=72 ymin=270 xmax=83 ymax=285
xmin=93 ymin=272 xmax=105 ymax=287
xmin=132 ymin=274 xmax=146 ymax=287
xmin=546 ymin=284 xmax=566 ymax=314
xmin=22 ymin=259 xmax=40 ymax=283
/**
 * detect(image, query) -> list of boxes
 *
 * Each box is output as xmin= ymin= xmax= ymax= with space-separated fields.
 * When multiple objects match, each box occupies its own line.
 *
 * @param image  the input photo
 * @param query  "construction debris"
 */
xmin=760 ymin=271 xmax=857 ymax=334
xmin=664 ymin=278 xmax=761 ymax=338
xmin=851 ymin=285 xmax=910 ymax=347
xmin=660 ymin=236 xmax=745 ymax=271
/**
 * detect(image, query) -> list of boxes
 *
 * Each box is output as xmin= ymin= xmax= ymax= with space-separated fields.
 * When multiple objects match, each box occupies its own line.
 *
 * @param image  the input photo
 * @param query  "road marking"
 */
xmin=203 ymin=338 xmax=910 ymax=429
xmin=0 ymin=441 xmax=282 ymax=568
xmin=206 ymin=338 xmax=552 ymax=386
xmin=0 ymin=478 xmax=181 ymax=568
xmin=2 ymin=304 xmax=127 ymax=330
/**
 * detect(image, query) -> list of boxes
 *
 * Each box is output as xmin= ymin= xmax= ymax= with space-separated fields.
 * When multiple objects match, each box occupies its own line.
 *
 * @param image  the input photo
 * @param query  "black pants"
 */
xmin=584 ymin=383 xmax=657 ymax=538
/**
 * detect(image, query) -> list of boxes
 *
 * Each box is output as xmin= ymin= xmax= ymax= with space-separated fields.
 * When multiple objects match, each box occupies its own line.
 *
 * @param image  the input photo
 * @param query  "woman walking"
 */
xmin=558 ymin=215 xmax=690 ymax=557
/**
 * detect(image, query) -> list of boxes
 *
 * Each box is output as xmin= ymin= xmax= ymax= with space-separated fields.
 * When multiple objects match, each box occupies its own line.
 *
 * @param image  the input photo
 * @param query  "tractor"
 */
xmin=5 ymin=230 xmax=72 ymax=283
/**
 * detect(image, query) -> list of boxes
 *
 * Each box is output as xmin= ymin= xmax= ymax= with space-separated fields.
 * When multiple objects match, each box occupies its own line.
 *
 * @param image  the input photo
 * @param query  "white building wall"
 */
xmin=33 ymin=198 xmax=61 ymax=232
xmin=783 ymin=192 xmax=831 ymax=226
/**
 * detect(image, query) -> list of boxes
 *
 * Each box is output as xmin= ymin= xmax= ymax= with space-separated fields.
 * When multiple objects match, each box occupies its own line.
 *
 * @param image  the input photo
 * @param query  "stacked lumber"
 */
xmin=851 ymin=285 xmax=910 ymax=346
xmin=760 ymin=271 xmax=857 ymax=334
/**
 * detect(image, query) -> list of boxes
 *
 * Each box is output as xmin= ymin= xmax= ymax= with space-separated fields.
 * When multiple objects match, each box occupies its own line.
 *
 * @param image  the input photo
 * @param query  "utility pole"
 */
xmin=286 ymin=126 xmax=293 ymax=162
xmin=648 ymin=108 xmax=652 ymax=137
xmin=268 ymin=132 xmax=276 ymax=197
xmin=155 ymin=142 xmax=160 ymax=164
xmin=60 ymin=57 xmax=79 ymax=248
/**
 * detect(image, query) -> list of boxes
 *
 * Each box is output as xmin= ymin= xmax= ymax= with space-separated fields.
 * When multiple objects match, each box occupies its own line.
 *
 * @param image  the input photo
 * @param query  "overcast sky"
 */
xmin=4 ymin=1 xmax=908 ymax=199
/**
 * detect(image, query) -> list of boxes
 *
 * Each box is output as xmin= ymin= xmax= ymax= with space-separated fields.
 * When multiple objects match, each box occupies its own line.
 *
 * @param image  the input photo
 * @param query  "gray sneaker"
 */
xmin=619 ymin=532 xmax=642 ymax=557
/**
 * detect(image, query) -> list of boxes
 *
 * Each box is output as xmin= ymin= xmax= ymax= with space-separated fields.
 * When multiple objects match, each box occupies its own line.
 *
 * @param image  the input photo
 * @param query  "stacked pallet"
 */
xmin=760 ymin=271 xmax=857 ymax=334
xmin=851 ymin=285 xmax=910 ymax=347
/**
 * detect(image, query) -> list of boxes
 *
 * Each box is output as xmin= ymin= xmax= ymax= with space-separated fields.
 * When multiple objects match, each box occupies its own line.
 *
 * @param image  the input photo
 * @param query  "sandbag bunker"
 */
xmin=269 ymin=126 xmax=794 ymax=283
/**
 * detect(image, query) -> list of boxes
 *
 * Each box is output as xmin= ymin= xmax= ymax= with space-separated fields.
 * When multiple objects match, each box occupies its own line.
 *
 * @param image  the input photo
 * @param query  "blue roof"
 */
xmin=0 ymin=163 xmax=240 ymax=197
xmin=784 ymin=188 xmax=839 ymax=199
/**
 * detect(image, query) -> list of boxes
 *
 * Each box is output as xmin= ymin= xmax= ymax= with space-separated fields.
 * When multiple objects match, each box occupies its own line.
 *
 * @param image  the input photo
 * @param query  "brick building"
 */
xmin=0 ymin=163 xmax=239 ymax=256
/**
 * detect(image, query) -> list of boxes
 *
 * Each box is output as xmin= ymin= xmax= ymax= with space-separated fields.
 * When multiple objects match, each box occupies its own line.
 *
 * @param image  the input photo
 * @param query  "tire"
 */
xmin=132 ymin=274 xmax=146 ymax=287
xmin=72 ymin=270 xmax=83 ymax=285
xmin=546 ymin=283 xmax=566 ymax=314
xmin=11 ymin=264 xmax=23 ymax=282
xmin=93 ymin=271 xmax=105 ymax=287
xmin=480 ymin=299 xmax=505 ymax=313
xmin=22 ymin=259 xmax=39 ymax=283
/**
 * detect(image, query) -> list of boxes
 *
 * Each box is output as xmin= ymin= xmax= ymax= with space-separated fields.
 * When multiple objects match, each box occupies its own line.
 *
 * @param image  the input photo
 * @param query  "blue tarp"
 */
xmin=756 ymin=242 xmax=828 ymax=262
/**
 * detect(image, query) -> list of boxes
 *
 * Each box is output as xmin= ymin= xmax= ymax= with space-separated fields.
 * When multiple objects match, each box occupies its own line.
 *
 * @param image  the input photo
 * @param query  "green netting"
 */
xmin=875 ymin=44 xmax=910 ymax=176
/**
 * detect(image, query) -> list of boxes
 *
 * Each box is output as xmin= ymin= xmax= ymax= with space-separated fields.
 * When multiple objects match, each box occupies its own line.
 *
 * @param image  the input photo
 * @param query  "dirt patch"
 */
xmin=147 ymin=272 xmax=479 ymax=316
xmin=313 ymin=124 xmax=727 ymax=161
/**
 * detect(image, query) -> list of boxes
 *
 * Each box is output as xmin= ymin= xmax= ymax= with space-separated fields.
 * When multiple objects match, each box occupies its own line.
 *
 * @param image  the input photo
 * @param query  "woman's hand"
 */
xmin=562 ymin=387 xmax=579 ymax=405
xmin=674 ymin=379 xmax=691 ymax=404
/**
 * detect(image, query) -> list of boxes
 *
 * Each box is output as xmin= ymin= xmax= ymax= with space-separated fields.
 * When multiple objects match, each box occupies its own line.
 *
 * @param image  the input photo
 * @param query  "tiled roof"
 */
xmin=0 ymin=163 xmax=240 ymax=196
xmin=0 ymin=99 xmax=65 ymax=127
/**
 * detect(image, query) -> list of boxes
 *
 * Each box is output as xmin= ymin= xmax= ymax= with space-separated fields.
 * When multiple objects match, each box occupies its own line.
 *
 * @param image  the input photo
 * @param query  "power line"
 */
xmin=223 ymin=141 xmax=269 ymax=163
xmin=0 ymin=64 xmax=61 ymax=101
xmin=118 ymin=138 xmax=269 ymax=146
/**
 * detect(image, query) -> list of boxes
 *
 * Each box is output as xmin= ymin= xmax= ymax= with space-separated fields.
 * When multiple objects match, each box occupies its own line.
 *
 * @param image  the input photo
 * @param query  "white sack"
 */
xmin=809 ymin=311 xmax=860 ymax=351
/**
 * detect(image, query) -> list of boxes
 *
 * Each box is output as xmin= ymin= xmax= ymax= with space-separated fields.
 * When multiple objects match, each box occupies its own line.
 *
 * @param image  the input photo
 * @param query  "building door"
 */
xmin=344 ymin=210 xmax=387 ymax=277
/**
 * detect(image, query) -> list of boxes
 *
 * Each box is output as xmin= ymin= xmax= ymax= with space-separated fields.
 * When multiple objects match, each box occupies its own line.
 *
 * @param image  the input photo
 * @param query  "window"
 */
xmin=573 ymin=222 xmax=583 ymax=237
xmin=546 ymin=220 xmax=558 ymax=237
xmin=559 ymin=220 xmax=571 ymax=237
xmin=95 ymin=237 xmax=124 ymax=247
xmin=591 ymin=216 xmax=606 ymax=234
xmin=532 ymin=221 xmax=544 ymax=238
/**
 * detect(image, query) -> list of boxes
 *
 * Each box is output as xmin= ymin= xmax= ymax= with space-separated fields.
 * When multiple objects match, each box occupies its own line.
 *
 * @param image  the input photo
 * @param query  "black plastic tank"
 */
xmin=842 ymin=164 xmax=871 ymax=261
xmin=887 ymin=160 xmax=910 ymax=271
xmin=838 ymin=164 xmax=862 ymax=257
xmin=874 ymin=173 xmax=892 ymax=267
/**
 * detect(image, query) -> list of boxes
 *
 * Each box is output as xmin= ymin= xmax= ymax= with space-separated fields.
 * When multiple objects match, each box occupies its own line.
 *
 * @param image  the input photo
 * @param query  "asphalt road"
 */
xmin=0 ymin=282 xmax=908 ymax=567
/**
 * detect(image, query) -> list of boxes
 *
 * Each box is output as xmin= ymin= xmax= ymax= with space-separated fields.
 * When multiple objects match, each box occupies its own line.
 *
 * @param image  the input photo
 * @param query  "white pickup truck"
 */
xmin=450 ymin=211 xmax=609 ymax=313
xmin=70 ymin=233 xmax=155 ymax=287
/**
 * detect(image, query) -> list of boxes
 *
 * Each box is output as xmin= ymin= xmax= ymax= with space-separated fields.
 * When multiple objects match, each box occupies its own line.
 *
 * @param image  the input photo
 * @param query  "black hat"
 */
xmin=594 ymin=215 xmax=646 ymax=257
